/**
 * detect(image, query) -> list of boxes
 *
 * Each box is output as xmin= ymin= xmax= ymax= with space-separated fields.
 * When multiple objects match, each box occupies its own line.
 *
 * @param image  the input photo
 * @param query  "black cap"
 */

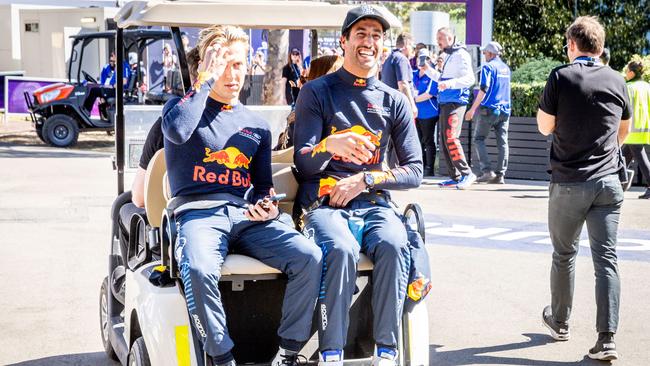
xmin=341 ymin=5 xmax=390 ymax=34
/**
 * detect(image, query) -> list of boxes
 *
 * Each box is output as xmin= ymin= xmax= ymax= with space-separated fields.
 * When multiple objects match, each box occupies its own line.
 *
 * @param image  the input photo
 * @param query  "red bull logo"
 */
xmin=318 ymin=177 xmax=338 ymax=197
xmin=221 ymin=104 xmax=234 ymax=112
xmin=353 ymin=78 xmax=367 ymax=87
xmin=407 ymin=275 xmax=432 ymax=302
xmin=203 ymin=147 xmax=251 ymax=169
xmin=331 ymin=125 xmax=382 ymax=146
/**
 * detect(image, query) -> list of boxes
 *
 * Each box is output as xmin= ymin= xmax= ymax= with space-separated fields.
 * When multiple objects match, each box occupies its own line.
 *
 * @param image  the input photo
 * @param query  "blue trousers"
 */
xmin=304 ymin=201 xmax=410 ymax=351
xmin=175 ymin=205 xmax=322 ymax=357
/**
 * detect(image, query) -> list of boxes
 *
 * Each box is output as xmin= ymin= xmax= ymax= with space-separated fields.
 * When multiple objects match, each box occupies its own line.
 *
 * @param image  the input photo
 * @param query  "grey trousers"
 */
xmin=548 ymin=174 xmax=624 ymax=333
xmin=473 ymin=106 xmax=509 ymax=175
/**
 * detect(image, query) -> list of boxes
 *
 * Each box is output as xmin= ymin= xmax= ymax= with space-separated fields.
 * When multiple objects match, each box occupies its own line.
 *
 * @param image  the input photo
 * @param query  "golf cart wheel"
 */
xmin=403 ymin=203 xmax=425 ymax=244
xmin=129 ymin=337 xmax=151 ymax=366
xmin=100 ymin=277 xmax=118 ymax=361
xmin=43 ymin=114 xmax=79 ymax=147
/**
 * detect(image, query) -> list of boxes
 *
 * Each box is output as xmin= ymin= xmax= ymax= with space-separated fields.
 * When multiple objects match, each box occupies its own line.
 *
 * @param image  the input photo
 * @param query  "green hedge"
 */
xmin=511 ymin=82 xmax=546 ymax=117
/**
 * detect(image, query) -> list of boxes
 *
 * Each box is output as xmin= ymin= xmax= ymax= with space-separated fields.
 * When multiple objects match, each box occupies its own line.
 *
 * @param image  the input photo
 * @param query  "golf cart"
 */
xmin=102 ymin=1 xmax=429 ymax=365
xmin=24 ymin=29 xmax=172 ymax=147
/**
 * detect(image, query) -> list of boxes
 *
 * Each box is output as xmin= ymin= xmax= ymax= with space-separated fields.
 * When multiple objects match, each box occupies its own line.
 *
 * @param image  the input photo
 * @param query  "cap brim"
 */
xmin=343 ymin=14 xmax=390 ymax=34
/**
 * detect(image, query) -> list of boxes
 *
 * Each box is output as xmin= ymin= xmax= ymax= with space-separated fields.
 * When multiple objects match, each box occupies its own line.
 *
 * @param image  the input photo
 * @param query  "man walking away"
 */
xmin=537 ymin=16 xmax=631 ymax=361
xmin=465 ymin=41 xmax=511 ymax=184
xmin=436 ymin=27 xmax=476 ymax=189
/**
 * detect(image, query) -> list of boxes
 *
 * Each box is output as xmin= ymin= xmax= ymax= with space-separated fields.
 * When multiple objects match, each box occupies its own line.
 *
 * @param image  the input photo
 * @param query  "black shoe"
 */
xmin=488 ymin=174 xmax=505 ymax=184
xmin=588 ymin=333 xmax=618 ymax=361
xmin=639 ymin=188 xmax=650 ymax=199
xmin=476 ymin=171 xmax=496 ymax=183
xmin=271 ymin=349 xmax=307 ymax=366
xmin=542 ymin=305 xmax=570 ymax=341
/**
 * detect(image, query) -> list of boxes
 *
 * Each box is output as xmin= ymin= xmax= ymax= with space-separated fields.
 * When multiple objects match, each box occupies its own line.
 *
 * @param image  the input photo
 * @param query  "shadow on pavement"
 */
xmin=430 ymin=333 xmax=610 ymax=365
xmin=0 ymin=147 xmax=110 ymax=159
xmin=7 ymin=352 xmax=119 ymax=366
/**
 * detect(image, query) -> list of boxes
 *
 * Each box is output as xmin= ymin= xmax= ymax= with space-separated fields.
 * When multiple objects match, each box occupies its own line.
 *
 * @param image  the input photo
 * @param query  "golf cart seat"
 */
xmin=143 ymin=149 xmax=282 ymax=276
xmin=141 ymin=149 xmax=375 ymax=275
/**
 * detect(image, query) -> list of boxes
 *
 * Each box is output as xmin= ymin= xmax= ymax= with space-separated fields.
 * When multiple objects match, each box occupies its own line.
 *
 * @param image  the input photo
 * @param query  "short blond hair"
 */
xmin=566 ymin=16 xmax=605 ymax=55
xmin=197 ymin=25 xmax=250 ymax=63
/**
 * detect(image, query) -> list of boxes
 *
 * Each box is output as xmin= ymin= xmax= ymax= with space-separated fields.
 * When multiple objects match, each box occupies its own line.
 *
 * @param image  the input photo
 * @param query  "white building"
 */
xmin=0 ymin=0 xmax=119 ymax=78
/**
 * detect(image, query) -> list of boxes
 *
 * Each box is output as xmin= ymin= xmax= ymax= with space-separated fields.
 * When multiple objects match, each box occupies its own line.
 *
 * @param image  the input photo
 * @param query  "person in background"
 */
xmin=465 ymin=41 xmax=512 ymax=184
xmin=622 ymin=60 xmax=650 ymax=199
xmin=381 ymin=32 xmax=418 ymax=119
xmin=250 ymin=49 xmax=266 ymax=76
xmin=83 ymin=51 xmax=131 ymax=115
xmin=600 ymin=47 xmax=610 ymax=66
xmin=537 ymin=16 xmax=631 ymax=361
xmin=410 ymin=42 xmax=426 ymax=69
xmin=275 ymin=55 xmax=343 ymax=151
xmin=436 ymin=26 xmax=476 ymax=189
xmin=181 ymin=32 xmax=191 ymax=53
xmin=282 ymin=48 xmax=303 ymax=106
xmin=413 ymin=48 xmax=439 ymax=176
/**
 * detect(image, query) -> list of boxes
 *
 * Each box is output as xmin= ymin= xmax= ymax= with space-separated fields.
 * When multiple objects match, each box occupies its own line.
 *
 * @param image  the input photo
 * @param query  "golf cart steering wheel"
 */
xmin=82 ymin=70 xmax=98 ymax=84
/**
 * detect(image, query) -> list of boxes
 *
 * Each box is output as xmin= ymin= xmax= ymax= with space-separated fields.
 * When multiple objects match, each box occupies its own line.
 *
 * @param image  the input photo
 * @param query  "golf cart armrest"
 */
xmin=160 ymin=208 xmax=179 ymax=279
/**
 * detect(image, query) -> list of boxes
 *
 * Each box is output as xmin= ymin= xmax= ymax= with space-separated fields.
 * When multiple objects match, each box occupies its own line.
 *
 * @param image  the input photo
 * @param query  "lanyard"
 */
xmin=573 ymin=56 xmax=601 ymax=66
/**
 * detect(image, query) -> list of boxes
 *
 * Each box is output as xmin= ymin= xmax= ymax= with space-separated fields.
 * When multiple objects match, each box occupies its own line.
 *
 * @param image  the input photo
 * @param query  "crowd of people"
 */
xmin=114 ymin=4 xmax=648 ymax=366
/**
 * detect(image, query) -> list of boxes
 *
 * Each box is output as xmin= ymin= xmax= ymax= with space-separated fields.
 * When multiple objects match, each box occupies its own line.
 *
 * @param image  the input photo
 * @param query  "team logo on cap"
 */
xmin=359 ymin=4 xmax=376 ymax=15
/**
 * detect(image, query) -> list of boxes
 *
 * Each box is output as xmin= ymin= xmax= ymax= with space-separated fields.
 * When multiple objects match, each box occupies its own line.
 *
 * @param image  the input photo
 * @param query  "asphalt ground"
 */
xmin=1 ymin=136 xmax=649 ymax=365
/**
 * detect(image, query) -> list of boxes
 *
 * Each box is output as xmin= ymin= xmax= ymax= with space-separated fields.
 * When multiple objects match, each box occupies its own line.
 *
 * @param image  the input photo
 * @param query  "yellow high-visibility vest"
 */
xmin=624 ymin=79 xmax=650 ymax=145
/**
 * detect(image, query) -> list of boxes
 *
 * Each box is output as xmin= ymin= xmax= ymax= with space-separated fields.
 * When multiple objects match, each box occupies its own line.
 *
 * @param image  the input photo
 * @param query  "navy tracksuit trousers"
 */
xmin=303 ymin=200 xmax=411 ymax=352
xmin=174 ymin=204 xmax=322 ymax=358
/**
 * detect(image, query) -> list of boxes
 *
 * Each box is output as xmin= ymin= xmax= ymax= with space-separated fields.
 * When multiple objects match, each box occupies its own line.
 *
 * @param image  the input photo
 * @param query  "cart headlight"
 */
xmin=39 ymin=89 xmax=61 ymax=103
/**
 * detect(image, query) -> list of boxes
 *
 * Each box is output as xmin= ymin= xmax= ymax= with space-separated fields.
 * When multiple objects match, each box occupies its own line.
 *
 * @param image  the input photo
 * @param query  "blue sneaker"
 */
xmin=438 ymin=178 xmax=459 ymax=188
xmin=319 ymin=349 xmax=343 ymax=366
xmin=372 ymin=346 xmax=398 ymax=366
xmin=456 ymin=173 xmax=477 ymax=190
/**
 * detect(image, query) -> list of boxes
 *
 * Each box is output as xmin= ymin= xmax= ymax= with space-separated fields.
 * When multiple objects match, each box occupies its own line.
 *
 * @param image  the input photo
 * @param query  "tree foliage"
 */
xmin=511 ymin=58 xmax=562 ymax=83
xmin=494 ymin=0 xmax=650 ymax=70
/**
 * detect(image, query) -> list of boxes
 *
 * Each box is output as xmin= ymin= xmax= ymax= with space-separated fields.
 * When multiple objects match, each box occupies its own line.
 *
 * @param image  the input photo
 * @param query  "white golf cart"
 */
xmin=101 ymin=1 xmax=430 ymax=365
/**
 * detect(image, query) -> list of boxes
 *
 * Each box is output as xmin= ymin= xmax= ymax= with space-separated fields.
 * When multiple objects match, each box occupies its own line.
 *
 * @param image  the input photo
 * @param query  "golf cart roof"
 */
xmin=114 ymin=0 xmax=401 ymax=30
xmin=69 ymin=29 xmax=172 ymax=41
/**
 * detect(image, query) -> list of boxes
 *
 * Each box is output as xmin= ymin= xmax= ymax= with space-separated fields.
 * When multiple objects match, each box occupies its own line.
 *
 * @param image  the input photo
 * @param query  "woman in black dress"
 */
xmin=281 ymin=48 xmax=302 ymax=106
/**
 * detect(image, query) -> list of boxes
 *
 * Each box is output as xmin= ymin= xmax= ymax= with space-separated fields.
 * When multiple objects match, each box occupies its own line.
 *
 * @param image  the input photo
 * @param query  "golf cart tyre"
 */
xmin=35 ymin=126 xmax=49 ymax=143
xmin=43 ymin=114 xmax=79 ymax=147
xmin=100 ymin=277 xmax=119 ymax=361
xmin=129 ymin=337 xmax=151 ymax=366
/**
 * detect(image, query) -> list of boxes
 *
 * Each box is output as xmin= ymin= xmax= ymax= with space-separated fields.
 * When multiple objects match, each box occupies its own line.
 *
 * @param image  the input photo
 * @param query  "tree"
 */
xmin=263 ymin=29 xmax=289 ymax=105
xmin=494 ymin=0 xmax=650 ymax=70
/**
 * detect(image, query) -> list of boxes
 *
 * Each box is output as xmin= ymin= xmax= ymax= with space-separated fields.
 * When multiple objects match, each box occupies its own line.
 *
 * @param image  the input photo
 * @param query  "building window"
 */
xmin=25 ymin=23 xmax=39 ymax=33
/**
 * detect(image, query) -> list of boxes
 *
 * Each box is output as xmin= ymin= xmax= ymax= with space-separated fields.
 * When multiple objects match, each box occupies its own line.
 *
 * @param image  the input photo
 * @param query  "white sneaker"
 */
xmin=271 ymin=347 xmax=302 ymax=366
xmin=318 ymin=349 xmax=343 ymax=366
xmin=371 ymin=347 xmax=398 ymax=366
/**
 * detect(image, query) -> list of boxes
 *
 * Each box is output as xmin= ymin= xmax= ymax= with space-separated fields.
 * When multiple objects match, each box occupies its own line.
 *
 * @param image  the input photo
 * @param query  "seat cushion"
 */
xmin=220 ymin=253 xmax=374 ymax=276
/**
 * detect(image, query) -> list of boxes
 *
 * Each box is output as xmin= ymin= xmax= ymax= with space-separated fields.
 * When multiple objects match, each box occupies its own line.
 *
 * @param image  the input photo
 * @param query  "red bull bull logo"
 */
xmin=318 ymin=177 xmax=338 ymax=197
xmin=331 ymin=125 xmax=382 ymax=146
xmin=203 ymin=147 xmax=251 ymax=169
xmin=353 ymin=78 xmax=367 ymax=87
xmin=221 ymin=104 xmax=234 ymax=112
xmin=407 ymin=275 xmax=432 ymax=302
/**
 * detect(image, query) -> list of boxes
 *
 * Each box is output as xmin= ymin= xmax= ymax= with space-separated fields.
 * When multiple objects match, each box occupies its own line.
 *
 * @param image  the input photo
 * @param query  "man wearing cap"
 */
xmin=413 ymin=48 xmax=440 ymax=176
xmin=465 ymin=41 xmax=511 ymax=184
xmin=293 ymin=5 xmax=422 ymax=366
xmin=436 ymin=27 xmax=476 ymax=189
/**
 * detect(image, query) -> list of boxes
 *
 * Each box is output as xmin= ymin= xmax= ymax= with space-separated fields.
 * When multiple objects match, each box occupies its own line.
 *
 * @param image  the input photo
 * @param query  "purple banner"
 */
xmin=0 ymin=72 xmax=25 ymax=111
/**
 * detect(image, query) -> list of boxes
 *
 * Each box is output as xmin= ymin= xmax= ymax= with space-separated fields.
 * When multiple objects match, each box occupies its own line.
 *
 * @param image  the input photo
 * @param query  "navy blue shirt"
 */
xmin=412 ymin=70 xmax=439 ymax=119
xmin=293 ymin=67 xmax=423 ymax=209
xmin=162 ymin=81 xmax=272 ymax=202
xmin=479 ymin=57 xmax=511 ymax=115
xmin=381 ymin=49 xmax=413 ymax=90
